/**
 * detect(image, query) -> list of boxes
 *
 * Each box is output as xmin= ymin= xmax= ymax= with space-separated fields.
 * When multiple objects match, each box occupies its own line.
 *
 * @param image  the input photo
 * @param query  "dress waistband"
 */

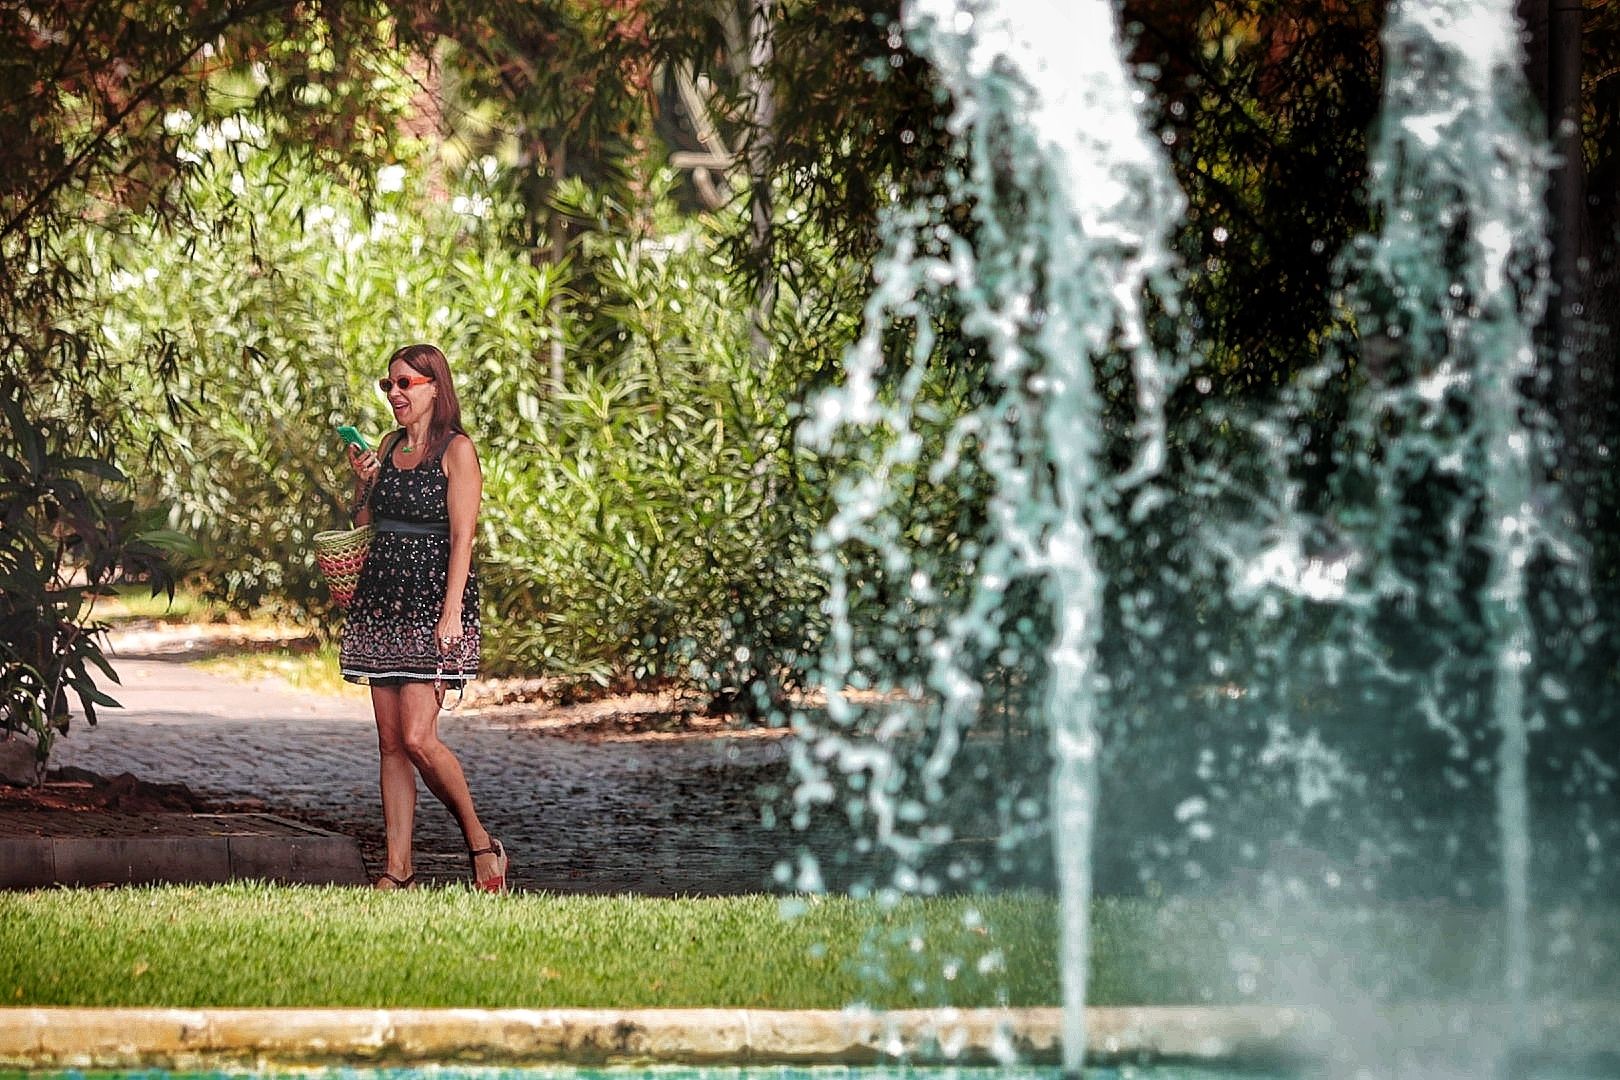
xmin=374 ymin=518 xmax=450 ymax=536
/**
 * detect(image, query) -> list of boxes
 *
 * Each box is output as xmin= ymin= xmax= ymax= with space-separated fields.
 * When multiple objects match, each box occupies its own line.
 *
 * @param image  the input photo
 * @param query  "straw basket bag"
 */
xmin=313 ymin=524 xmax=374 ymax=609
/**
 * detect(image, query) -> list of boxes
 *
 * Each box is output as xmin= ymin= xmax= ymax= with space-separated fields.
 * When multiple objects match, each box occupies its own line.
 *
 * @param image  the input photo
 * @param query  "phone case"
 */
xmin=336 ymin=424 xmax=369 ymax=450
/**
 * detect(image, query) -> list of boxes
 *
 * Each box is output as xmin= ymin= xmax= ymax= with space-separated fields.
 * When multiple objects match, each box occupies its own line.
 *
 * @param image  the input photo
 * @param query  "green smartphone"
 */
xmin=335 ymin=424 xmax=370 ymax=451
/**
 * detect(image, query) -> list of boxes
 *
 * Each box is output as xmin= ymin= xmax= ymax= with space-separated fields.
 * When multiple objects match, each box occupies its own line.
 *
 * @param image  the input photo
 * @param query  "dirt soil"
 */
xmin=0 ymin=766 xmax=252 ymax=813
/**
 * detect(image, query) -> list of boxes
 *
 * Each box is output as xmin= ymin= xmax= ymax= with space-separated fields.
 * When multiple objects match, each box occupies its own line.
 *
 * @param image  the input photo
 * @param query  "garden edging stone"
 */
xmin=0 ymin=812 xmax=367 ymax=887
xmin=0 ymin=1004 xmax=1613 ymax=1069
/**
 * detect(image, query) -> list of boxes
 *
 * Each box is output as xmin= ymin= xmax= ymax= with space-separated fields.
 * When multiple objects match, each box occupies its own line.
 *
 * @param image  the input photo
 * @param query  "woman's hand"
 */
xmin=348 ymin=444 xmax=380 ymax=524
xmin=348 ymin=444 xmax=380 ymax=486
xmin=435 ymin=607 xmax=464 ymax=656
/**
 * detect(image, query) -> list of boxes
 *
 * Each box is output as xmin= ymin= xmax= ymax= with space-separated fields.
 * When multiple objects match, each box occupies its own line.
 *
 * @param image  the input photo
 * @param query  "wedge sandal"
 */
xmin=469 ymin=838 xmax=508 ymax=893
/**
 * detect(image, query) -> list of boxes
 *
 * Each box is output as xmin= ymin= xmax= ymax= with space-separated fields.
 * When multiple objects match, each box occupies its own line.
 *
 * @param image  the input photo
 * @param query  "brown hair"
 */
xmin=388 ymin=343 xmax=466 ymax=453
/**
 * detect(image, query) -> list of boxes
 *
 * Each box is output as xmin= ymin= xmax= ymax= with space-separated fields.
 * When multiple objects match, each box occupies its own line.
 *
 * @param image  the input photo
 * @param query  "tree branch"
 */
xmin=1 ymin=0 xmax=299 ymax=245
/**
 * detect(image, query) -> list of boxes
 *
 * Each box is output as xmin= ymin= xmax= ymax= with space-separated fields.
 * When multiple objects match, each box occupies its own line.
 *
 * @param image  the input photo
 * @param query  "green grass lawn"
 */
xmin=3 ymin=886 xmax=1053 ymax=1009
xmin=3 ymin=886 xmax=1615 ymax=1009
xmin=93 ymin=584 xmax=227 ymax=624
xmin=86 ymin=583 xmax=356 ymax=695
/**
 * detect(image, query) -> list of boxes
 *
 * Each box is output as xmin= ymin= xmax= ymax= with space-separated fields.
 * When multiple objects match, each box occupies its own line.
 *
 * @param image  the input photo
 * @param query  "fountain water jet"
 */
xmin=791 ymin=0 xmax=1598 ymax=1071
xmin=798 ymin=0 xmax=1184 ymax=1069
xmin=1357 ymin=0 xmax=1555 ymax=1012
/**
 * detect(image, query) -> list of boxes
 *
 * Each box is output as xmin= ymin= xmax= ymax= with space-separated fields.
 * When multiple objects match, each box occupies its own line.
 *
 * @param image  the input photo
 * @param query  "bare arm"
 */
xmin=437 ymin=434 xmax=482 ymax=644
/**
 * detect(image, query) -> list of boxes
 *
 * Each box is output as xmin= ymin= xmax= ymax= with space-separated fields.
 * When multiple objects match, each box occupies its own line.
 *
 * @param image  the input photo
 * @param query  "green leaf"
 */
xmin=57 ymin=456 xmax=126 ymax=482
xmin=134 ymin=528 xmax=203 ymax=557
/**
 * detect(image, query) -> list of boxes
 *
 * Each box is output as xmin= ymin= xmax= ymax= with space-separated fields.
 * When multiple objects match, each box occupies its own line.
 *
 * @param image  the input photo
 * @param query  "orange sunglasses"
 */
xmin=378 ymin=375 xmax=435 ymax=392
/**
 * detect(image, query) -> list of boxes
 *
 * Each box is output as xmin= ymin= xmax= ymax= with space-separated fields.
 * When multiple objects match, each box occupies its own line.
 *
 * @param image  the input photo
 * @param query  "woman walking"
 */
xmin=340 ymin=343 xmax=507 ymax=892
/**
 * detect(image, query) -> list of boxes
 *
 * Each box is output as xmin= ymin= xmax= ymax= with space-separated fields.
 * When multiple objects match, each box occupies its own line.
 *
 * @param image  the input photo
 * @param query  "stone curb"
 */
xmin=0 ymin=820 xmax=367 ymax=889
xmin=0 ymin=1006 xmax=1262 ymax=1069
xmin=1 ymin=1004 xmax=1612 ymax=1069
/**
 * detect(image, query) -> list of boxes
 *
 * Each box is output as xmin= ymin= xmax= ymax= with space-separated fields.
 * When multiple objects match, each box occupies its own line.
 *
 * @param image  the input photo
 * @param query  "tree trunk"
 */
xmin=548 ymin=138 xmax=569 ymax=392
xmin=745 ymin=0 xmax=777 ymax=361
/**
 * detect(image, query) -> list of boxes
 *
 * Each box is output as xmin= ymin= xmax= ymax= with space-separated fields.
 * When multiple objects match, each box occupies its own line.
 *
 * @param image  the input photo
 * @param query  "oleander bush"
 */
xmin=86 ymin=127 xmax=824 ymax=699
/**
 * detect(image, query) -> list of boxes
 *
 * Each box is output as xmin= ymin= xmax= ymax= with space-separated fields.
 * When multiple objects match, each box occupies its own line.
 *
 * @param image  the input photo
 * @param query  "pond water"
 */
xmin=0 ymin=1069 xmax=1390 ymax=1080
xmin=31 ymin=1064 xmax=1620 ymax=1080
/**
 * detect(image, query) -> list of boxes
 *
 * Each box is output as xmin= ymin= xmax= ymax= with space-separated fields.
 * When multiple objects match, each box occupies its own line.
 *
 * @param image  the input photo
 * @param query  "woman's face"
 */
xmin=385 ymin=360 xmax=437 ymax=427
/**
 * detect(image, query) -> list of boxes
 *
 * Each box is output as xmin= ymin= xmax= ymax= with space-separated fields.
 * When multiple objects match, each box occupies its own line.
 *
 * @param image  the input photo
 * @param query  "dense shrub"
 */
xmin=88 ymin=127 xmax=821 ymax=699
xmin=478 ymin=194 xmax=822 ymax=696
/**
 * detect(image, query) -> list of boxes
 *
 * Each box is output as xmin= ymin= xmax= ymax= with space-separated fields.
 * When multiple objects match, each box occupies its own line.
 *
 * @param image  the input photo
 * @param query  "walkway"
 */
xmin=54 ymin=646 xmax=796 ymax=894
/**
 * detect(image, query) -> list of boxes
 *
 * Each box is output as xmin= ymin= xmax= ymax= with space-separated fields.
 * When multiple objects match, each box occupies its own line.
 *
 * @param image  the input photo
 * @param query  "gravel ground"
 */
xmin=53 ymin=629 xmax=803 ymax=893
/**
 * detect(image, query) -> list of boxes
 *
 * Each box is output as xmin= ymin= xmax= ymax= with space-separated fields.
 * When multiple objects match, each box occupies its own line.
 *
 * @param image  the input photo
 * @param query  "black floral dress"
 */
xmin=339 ymin=431 xmax=480 ymax=686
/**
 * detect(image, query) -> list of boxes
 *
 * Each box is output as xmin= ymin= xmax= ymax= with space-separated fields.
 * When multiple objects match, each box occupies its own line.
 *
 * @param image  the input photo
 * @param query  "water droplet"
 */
xmin=1174 ymin=797 xmax=1208 ymax=821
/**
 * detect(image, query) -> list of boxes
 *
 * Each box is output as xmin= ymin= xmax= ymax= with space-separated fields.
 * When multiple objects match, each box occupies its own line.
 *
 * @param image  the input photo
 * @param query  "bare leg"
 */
xmin=397 ymin=681 xmax=500 ymax=882
xmin=372 ymin=685 xmax=417 ymax=886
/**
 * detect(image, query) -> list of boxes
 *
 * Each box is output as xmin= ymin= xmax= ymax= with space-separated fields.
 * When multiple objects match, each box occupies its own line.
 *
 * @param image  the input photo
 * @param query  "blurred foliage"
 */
xmin=1129 ymin=1 xmax=1385 ymax=404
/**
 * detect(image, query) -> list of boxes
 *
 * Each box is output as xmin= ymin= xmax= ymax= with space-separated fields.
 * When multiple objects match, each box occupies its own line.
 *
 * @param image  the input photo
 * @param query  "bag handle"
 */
xmin=434 ymin=635 xmax=468 ymax=711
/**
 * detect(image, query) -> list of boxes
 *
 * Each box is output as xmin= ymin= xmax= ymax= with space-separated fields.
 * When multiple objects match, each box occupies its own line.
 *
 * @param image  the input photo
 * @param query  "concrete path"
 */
xmin=56 ymin=652 xmax=795 ymax=894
